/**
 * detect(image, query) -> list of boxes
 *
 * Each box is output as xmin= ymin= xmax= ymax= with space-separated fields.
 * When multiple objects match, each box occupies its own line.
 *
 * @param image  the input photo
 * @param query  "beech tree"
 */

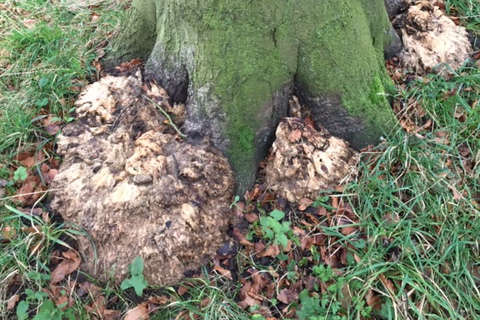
xmin=108 ymin=0 xmax=401 ymax=193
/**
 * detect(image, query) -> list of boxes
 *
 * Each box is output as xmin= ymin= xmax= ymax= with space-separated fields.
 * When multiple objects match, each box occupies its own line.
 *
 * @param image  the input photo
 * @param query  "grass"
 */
xmin=0 ymin=0 xmax=122 ymax=159
xmin=0 ymin=0 xmax=479 ymax=319
xmin=446 ymin=0 xmax=480 ymax=32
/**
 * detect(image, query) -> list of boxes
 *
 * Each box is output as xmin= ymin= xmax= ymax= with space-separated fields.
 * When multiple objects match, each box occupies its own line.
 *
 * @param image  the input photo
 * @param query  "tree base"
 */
xmin=108 ymin=0 xmax=400 ymax=194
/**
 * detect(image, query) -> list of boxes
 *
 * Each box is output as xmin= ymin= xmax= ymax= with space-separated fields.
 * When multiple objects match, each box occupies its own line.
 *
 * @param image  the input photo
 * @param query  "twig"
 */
xmin=0 ymin=188 xmax=61 ymax=201
xmin=143 ymin=95 xmax=187 ymax=138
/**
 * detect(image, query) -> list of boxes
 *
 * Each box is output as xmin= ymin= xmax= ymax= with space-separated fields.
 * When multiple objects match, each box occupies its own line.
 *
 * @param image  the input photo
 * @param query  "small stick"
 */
xmin=143 ymin=95 xmax=187 ymax=139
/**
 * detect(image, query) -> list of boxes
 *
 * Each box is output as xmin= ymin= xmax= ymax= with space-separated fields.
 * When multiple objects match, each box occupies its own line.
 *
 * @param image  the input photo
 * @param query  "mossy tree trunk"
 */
xmin=109 ymin=0 xmax=401 ymax=194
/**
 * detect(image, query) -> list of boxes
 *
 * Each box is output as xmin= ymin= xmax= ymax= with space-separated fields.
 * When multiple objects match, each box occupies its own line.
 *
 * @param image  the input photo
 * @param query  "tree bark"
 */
xmin=108 ymin=0 xmax=400 ymax=194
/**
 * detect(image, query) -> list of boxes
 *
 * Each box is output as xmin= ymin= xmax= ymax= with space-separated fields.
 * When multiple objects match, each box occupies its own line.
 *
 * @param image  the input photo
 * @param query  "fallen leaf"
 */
xmin=277 ymin=288 xmax=298 ymax=304
xmin=366 ymin=290 xmax=382 ymax=311
xmin=7 ymin=294 xmax=19 ymax=310
xmin=125 ymin=303 xmax=149 ymax=320
xmin=177 ymin=286 xmax=189 ymax=296
xmin=238 ymin=281 xmax=261 ymax=309
xmin=16 ymin=175 xmax=43 ymax=206
xmin=115 ymin=59 xmax=143 ymax=72
xmin=78 ymin=282 xmax=102 ymax=298
xmin=258 ymin=245 xmax=281 ymax=258
xmin=46 ymin=284 xmax=71 ymax=309
xmin=214 ymin=265 xmax=233 ymax=280
xmin=200 ymin=297 xmax=211 ymax=308
xmin=233 ymin=228 xmax=254 ymax=247
xmin=298 ymin=198 xmax=312 ymax=211
xmin=250 ymin=272 xmax=268 ymax=298
xmin=19 ymin=156 xmax=35 ymax=168
xmin=41 ymin=114 xmax=62 ymax=136
xmin=50 ymin=250 xmax=81 ymax=284
xmin=47 ymin=169 xmax=58 ymax=184
xmin=148 ymin=295 xmax=170 ymax=305
xmin=379 ymin=274 xmax=396 ymax=295
xmin=244 ymin=212 xmax=258 ymax=223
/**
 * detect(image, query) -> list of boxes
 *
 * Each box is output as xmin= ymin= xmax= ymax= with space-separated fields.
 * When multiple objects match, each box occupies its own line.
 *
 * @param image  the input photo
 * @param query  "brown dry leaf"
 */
xmin=104 ymin=309 xmax=122 ymax=320
xmin=2 ymin=226 xmax=17 ymax=242
xmin=78 ymin=282 xmax=102 ymax=297
xmin=16 ymin=150 xmax=34 ymax=163
xmin=85 ymin=294 xmax=121 ymax=320
xmin=245 ymin=213 xmax=259 ymax=223
xmin=254 ymin=241 xmax=266 ymax=254
xmin=260 ymin=192 xmax=275 ymax=206
xmin=250 ymin=272 xmax=268 ymax=298
xmin=354 ymin=253 xmax=361 ymax=263
xmin=125 ymin=303 xmax=149 ymax=320
xmin=177 ymin=286 xmax=189 ymax=296
xmin=233 ymin=201 xmax=245 ymax=219
xmin=175 ymin=310 xmax=189 ymax=320
xmin=258 ymin=245 xmax=281 ymax=258
xmin=304 ymin=116 xmax=315 ymax=129
xmin=331 ymin=196 xmax=339 ymax=210
xmin=42 ymin=114 xmax=62 ymax=136
xmin=301 ymin=235 xmax=325 ymax=251
xmin=366 ymin=290 xmax=383 ymax=311
xmin=238 ymin=282 xmax=261 ymax=309
xmin=19 ymin=156 xmax=35 ymax=168
xmin=449 ymin=185 xmax=463 ymax=201
xmin=16 ymin=175 xmax=43 ymax=206
xmin=379 ymin=274 xmax=396 ymax=295
xmin=115 ymin=59 xmax=143 ymax=72
xmin=277 ymin=288 xmax=298 ymax=304
xmin=214 ymin=265 xmax=233 ymax=280
xmin=434 ymin=130 xmax=450 ymax=145
xmin=298 ymin=198 xmax=313 ymax=211
xmin=317 ymin=206 xmax=328 ymax=216
xmin=7 ymin=294 xmax=19 ymax=310
xmin=93 ymin=60 xmax=102 ymax=76
xmin=305 ymin=213 xmax=320 ymax=225
xmin=46 ymin=284 xmax=71 ymax=309
xmin=337 ymin=216 xmax=356 ymax=236
xmin=200 ymin=297 xmax=211 ymax=308
xmin=245 ymin=185 xmax=261 ymax=201
xmin=233 ymin=228 xmax=254 ymax=247
xmin=148 ymin=295 xmax=170 ymax=305
xmin=50 ymin=250 xmax=81 ymax=284
xmin=47 ymin=169 xmax=58 ymax=183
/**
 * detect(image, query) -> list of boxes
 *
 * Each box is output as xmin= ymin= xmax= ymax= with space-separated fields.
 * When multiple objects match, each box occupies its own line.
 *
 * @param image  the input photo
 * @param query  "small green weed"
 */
xmin=259 ymin=209 xmax=292 ymax=248
xmin=16 ymin=289 xmax=75 ymax=320
xmin=13 ymin=166 xmax=27 ymax=182
xmin=121 ymin=256 xmax=148 ymax=296
xmin=296 ymin=289 xmax=345 ymax=320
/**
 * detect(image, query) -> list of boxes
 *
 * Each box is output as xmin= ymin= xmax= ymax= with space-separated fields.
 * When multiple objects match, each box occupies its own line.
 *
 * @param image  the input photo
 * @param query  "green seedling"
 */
xmin=121 ymin=256 xmax=148 ymax=296
xmin=259 ymin=209 xmax=291 ymax=248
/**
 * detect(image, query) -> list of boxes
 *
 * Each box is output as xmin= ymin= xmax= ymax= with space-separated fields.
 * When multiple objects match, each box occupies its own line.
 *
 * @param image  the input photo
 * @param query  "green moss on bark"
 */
xmin=110 ymin=0 xmax=397 ymax=193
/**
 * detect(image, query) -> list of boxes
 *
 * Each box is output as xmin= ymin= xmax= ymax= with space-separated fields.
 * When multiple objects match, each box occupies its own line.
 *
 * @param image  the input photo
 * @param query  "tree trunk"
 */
xmin=108 ymin=0 xmax=401 ymax=194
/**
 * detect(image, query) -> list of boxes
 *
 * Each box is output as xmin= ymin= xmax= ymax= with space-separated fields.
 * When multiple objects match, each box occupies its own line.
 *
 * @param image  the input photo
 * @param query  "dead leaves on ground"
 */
xmin=50 ymin=250 xmax=81 ymax=285
xmin=232 ymin=191 xmax=369 ymax=318
xmin=3 ymin=147 xmax=59 ymax=206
